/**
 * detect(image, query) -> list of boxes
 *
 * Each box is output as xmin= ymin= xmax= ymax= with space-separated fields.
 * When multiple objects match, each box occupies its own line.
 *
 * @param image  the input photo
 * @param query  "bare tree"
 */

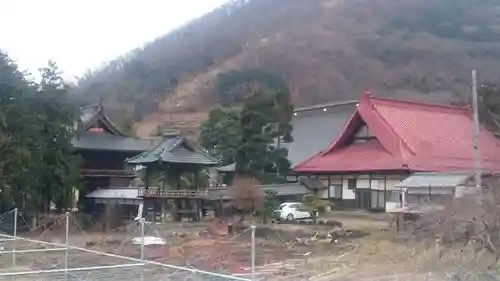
xmin=229 ymin=176 xmax=263 ymax=223
xmin=100 ymin=203 xmax=123 ymax=231
xmin=404 ymin=175 xmax=500 ymax=275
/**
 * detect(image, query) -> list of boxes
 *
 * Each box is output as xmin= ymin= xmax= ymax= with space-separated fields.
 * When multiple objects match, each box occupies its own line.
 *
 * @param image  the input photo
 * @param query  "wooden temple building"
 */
xmin=73 ymin=104 xmax=151 ymax=212
xmin=126 ymin=132 xmax=220 ymax=221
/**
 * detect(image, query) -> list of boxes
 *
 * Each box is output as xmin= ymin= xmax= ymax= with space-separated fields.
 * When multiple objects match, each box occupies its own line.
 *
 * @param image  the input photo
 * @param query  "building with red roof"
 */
xmin=293 ymin=91 xmax=500 ymax=210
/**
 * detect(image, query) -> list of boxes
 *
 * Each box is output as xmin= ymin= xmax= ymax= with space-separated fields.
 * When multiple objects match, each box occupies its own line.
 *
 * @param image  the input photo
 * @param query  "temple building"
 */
xmin=73 ymin=104 xmax=151 ymax=213
xmin=293 ymin=92 xmax=500 ymax=211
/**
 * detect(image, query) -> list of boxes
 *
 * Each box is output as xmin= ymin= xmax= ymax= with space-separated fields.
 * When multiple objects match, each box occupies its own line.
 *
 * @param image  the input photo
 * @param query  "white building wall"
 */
xmin=357 ymin=179 xmax=370 ymax=189
xmin=385 ymin=179 xmax=406 ymax=212
xmin=307 ymin=174 xmax=408 ymax=211
xmin=341 ymin=179 xmax=355 ymax=199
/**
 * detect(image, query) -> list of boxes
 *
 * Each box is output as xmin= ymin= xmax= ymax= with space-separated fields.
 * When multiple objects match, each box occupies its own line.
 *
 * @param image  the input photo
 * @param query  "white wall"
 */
xmin=357 ymin=179 xmax=370 ymax=189
xmin=307 ymin=174 xmax=409 ymax=210
xmin=341 ymin=180 xmax=355 ymax=199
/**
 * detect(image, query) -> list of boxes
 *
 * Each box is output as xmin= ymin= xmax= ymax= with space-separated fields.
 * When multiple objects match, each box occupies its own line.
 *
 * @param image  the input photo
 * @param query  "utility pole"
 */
xmin=472 ymin=70 xmax=482 ymax=190
xmin=276 ymin=136 xmax=281 ymax=177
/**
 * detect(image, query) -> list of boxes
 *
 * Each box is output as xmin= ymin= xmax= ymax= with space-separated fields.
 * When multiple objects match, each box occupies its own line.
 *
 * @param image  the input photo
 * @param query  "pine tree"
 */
xmin=0 ymin=52 xmax=81 ymax=215
xmin=199 ymin=106 xmax=241 ymax=165
xmin=236 ymin=89 xmax=293 ymax=180
xmin=37 ymin=61 xmax=81 ymax=212
xmin=199 ymin=89 xmax=293 ymax=182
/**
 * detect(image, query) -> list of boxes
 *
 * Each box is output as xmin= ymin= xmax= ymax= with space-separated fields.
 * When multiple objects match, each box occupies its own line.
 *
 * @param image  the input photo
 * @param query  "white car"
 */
xmin=274 ymin=202 xmax=311 ymax=220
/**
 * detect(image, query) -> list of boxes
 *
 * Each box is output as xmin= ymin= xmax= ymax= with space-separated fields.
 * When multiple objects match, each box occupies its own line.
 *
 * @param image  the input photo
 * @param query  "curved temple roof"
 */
xmin=73 ymin=104 xmax=151 ymax=152
xmin=126 ymin=132 xmax=219 ymax=166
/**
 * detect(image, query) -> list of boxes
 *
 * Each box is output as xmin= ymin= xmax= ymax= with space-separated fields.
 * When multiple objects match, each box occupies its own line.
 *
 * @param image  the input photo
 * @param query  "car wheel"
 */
xmin=286 ymin=214 xmax=294 ymax=221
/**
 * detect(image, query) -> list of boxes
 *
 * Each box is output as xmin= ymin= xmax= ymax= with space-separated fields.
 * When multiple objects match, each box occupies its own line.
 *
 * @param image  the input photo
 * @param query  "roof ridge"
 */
xmin=364 ymin=98 xmax=416 ymax=156
xmin=80 ymin=103 xmax=100 ymax=110
xmin=158 ymin=136 xmax=182 ymax=159
xmin=370 ymin=95 xmax=470 ymax=113
xmin=294 ymin=100 xmax=358 ymax=113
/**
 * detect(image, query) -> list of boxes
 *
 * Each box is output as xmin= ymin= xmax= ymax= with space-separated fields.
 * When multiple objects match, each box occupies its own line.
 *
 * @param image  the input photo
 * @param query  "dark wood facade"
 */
xmin=73 ymin=104 xmax=150 ymax=210
xmin=127 ymin=133 xmax=219 ymax=221
xmin=79 ymin=150 xmax=138 ymax=195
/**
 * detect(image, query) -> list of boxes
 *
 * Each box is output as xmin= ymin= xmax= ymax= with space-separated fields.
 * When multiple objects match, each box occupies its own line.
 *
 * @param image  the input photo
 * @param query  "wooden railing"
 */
xmin=138 ymin=188 xmax=208 ymax=198
xmin=82 ymin=169 xmax=136 ymax=178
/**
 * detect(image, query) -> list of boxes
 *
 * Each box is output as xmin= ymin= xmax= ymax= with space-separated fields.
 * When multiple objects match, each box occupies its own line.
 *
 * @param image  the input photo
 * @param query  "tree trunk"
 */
xmin=30 ymin=214 xmax=37 ymax=229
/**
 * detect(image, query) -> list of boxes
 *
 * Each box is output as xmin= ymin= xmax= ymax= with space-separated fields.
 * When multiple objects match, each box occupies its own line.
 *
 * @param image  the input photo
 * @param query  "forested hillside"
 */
xmin=72 ymin=0 xmax=500 ymax=137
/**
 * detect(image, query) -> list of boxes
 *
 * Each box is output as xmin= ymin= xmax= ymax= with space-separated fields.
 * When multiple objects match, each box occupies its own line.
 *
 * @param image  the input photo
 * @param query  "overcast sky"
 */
xmin=0 ymin=0 xmax=227 ymax=80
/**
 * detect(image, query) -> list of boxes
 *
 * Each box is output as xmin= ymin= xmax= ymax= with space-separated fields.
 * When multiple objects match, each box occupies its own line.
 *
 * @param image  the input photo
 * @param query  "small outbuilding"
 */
xmin=388 ymin=172 xmax=480 ymax=214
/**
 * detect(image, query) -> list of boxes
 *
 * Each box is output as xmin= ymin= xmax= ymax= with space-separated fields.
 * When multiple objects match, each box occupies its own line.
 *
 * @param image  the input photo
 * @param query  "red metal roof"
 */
xmin=293 ymin=92 xmax=500 ymax=173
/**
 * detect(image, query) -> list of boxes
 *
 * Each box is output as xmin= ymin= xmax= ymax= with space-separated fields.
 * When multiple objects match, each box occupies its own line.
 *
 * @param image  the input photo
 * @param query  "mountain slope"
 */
xmin=73 ymin=0 xmax=500 ymax=137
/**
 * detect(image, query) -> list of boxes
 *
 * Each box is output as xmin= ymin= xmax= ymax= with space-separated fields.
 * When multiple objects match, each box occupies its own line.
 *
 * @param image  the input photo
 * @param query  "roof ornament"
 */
xmin=162 ymin=131 xmax=181 ymax=139
xmin=97 ymin=96 xmax=104 ymax=111
xmin=361 ymin=89 xmax=373 ymax=105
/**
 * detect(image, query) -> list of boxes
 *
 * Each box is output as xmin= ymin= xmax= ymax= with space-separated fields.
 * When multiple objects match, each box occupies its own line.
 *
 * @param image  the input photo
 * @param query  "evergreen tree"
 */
xmin=477 ymin=83 xmax=500 ymax=137
xmin=235 ymin=89 xmax=293 ymax=180
xmin=199 ymin=106 xmax=241 ymax=165
xmin=199 ymin=89 xmax=293 ymax=182
xmin=37 ymin=61 xmax=81 ymax=212
xmin=0 ymin=52 xmax=81 ymax=215
xmin=0 ymin=51 xmax=42 ymax=212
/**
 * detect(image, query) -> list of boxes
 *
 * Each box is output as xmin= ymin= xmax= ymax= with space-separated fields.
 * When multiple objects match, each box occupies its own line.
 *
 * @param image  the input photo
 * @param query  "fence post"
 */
xmin=140 ymin=218 xmax=145 ymax=281
xmin=251 ymin=224 xmax=256 ymax=280
xmin=12 ymin=208 xmax=17 ymax=268
xmin=65 ymin=212 xmax=69 ymax=281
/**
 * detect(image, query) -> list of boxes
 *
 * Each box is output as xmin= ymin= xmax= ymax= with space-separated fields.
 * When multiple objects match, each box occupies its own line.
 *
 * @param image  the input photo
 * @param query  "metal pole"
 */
xmin=12 ymin=208 xmax=17 ymax=268
xmin=251 ymin=224 xmax=256 ymax=280
xmin=276 ymin=137 xmax=281 ymax=177
xmin=140 ymin=218 xmax=145 ymax=260
xmin=472 ymin=70 xmax=482 ymax=190
xmin=64 ymin=212 xmax=69 ymax=281
xmin=140 ymin=218 xmax=145 ymax=281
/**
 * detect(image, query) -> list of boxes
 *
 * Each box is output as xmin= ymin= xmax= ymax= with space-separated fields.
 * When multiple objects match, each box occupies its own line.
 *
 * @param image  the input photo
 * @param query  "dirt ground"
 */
xmin=0 ymin=211 xmax=490 ymax=280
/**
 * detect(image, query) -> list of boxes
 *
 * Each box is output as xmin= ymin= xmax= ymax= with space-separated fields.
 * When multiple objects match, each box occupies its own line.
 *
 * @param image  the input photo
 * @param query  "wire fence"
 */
xmin=0 ymin=209 xmax=254 ymax=281
xmin=0 ymin=208 xmax=497 ymax=281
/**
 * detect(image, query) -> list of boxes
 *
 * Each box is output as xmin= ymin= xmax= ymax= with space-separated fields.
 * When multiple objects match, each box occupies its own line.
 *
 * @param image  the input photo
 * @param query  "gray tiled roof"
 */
xmin=207 ymin=183 xmax=311 ymax=200
xmin=80 ymin=104 xmax=98 ymax=125
xmin=78 ymin=104 xmax=124 ymax=136
xmin=126 ymin=133 xmax=219 ymax=165
xmin=217 ymin=163 xmax=236 ymax=172
xmin=300 ymin=178 xmax=327 ymax=189
xmin=85 ymin=188 xmax=139 ymax=199
xmin=395 ymin=172 xmax=471 ymax=188
xmin=284 ymin=101 xmax=357 ymax=167
xmin=72 ymin=131 xmax=152 ymax=152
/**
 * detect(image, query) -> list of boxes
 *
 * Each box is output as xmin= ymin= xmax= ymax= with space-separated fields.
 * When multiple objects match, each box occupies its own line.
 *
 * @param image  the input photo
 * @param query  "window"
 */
xmin=353 ymin=124 xmax=375 ymax=143
xmin=88 ymin=127 xmax=104 ymax=133
xmin=329 ymin=184 xmax=342 ymax=199
xmin=348 ymin=179 xmax=357 ymax=190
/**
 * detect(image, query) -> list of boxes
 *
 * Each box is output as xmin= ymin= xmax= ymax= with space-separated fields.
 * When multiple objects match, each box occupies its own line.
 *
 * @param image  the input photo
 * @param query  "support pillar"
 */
xmin=174 ymin=199 xmax=182 ymax=222
xmin=161 ymin=200 xmax=167 ymax=222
